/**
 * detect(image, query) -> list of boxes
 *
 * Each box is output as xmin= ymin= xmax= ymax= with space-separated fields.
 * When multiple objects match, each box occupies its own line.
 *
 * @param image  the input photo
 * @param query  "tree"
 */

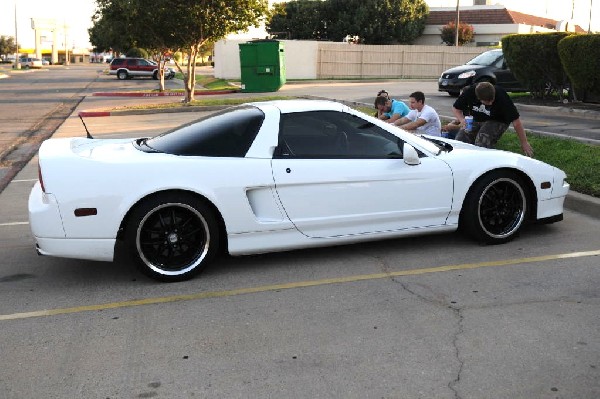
xmin=167 ymin=0 xmax=270 ymax=102
xmin=90 ymin=0 xmax=269 ymax=101
xmin=440 ymin=21 xmax=475 ymax=46
xmin=324 ymin=0 xmax=428 ymax=44
xmin=267 ymin=0 xmax=429 ymax=44
xmin=88 ymin=0 xmax=138 ymax=55
xmin=0 ymin=36 xmax=17 ymax=59
xmin=267 ymin=0 xmax=327 ymax=40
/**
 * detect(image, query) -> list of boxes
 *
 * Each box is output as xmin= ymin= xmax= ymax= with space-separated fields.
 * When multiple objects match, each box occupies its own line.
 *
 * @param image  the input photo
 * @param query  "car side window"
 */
xmin=139 ymin=59 xmax=152 ymax=66
xmin=277 ymin=111 xmax=403 ymax=159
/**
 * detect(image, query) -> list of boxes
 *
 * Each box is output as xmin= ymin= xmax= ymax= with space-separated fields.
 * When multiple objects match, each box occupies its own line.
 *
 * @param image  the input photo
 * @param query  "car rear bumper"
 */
xmin=34 ymin=237 xmax=115 ymax=262
xmin=28 ymin=182 xmax=115 ymax=262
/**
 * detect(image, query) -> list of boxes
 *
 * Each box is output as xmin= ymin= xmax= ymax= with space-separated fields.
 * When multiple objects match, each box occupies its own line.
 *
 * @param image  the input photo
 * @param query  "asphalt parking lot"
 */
xmin=0 ymin=68 xmax=599 ymax=398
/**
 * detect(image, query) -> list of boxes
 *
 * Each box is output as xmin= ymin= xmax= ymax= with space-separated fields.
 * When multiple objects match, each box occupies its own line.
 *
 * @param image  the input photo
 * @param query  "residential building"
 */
xmin=415 ymin=5 xmax=584 ymax=46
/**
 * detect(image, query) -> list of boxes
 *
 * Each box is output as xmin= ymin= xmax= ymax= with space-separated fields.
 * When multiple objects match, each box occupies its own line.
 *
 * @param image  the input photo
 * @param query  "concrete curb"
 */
xmin=516 ymin=103 xmax=600 ymax=120
xmin=92 ymin=89 xmax=238 ymax=97
xmin=564 ymin=191 xmax=600 ymax=219
xmin=78 ymin=105 xmax=229 ymax=118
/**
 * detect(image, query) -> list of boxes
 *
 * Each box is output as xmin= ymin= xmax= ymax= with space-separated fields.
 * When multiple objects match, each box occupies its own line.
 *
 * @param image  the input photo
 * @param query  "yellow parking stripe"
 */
xmin=1 ymin=249 xmax=599 ymax=322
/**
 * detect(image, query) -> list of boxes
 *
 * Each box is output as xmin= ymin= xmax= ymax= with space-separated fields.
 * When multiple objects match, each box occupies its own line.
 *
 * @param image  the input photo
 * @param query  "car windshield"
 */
xmin=466 ymin=50 xmax=502 ymax=66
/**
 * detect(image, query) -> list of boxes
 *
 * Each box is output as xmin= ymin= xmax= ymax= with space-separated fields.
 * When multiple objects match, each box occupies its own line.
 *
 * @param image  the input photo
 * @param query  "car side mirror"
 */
xmin=403 ymin=143 xmax=420 ymax=165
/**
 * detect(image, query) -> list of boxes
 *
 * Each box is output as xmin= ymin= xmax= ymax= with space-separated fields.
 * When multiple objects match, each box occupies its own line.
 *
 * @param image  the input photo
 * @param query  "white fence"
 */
xmin=317 ymin=43 xmax=485 ymax=79
xmin=214 ymin=40 xmax=488 ymax=80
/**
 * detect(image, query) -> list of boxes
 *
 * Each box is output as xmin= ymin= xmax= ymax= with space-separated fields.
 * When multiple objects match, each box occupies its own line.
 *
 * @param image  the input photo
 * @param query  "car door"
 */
xmin=271 ymin=111 xmax=453 ymax=238
xmin=137 ymin=59 xmax=155 ymax=77
xmin=494 ymin=55 xmax=524 ymax=91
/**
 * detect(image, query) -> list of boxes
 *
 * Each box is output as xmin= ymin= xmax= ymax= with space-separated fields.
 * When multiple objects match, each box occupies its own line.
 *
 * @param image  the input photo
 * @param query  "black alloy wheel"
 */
xmin=461 ymin=171 xmax=528 ymax=244
xmin=126 ymin=193 xmax=219 ymax=281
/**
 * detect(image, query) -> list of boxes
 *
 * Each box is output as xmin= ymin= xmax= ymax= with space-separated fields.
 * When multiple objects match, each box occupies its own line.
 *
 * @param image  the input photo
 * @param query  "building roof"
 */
xmin=426 ymin=7 xmax=585 ymax=32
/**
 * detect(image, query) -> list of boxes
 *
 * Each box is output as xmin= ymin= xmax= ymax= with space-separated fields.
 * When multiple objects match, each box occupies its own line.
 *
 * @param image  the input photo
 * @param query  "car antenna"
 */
xmin=78 ymin=114 xmax=94 ymax=139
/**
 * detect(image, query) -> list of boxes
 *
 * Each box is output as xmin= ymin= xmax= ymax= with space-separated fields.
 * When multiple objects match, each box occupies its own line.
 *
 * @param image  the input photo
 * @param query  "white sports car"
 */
xmin=29 ymin=100 xmax=569 ymax=281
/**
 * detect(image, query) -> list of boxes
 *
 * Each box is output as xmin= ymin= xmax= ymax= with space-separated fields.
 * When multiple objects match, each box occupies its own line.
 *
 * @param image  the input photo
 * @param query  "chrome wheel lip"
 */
xmin=136 ymin=202 xmax=210 ymax=276
xmin=477 ymin=177 xmax=526 ymax=239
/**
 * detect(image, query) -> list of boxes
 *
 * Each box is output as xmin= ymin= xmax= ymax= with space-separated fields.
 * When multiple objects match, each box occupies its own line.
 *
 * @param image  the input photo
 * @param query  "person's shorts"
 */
xmin=455 ymin=120 xmax=509 ymax=148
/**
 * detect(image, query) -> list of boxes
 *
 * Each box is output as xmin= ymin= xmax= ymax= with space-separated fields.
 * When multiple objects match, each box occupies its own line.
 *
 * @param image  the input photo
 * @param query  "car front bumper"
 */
xmin=438 ymin=77 xmax=470 ymax=93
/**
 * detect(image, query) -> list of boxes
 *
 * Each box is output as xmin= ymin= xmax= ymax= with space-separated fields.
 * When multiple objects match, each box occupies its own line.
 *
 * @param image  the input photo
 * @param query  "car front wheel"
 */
xmin=125 ymin=193 xmax=219 ymax=282
xmin=461 ymin=171 xmax=528 ymax=244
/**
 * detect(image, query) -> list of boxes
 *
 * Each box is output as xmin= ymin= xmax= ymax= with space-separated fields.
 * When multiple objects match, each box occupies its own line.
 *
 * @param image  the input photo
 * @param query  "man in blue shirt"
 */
xmin=374 ymin=96 xmax=410 ymax=124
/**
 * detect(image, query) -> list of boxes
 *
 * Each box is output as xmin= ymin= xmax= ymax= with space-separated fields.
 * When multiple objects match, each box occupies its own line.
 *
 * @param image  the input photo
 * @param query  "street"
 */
xmin=0 ymin=65 xmax=598 ymax=398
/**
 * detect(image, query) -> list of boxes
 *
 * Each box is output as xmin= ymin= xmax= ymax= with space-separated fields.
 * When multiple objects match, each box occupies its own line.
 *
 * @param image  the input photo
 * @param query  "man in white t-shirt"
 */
xmin=393 ymin=91 xmax=442 ymax=136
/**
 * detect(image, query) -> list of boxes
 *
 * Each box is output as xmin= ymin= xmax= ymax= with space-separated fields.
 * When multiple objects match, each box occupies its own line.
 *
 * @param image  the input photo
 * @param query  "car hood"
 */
xmin=442 ymin=64 xmax=488 ymax=75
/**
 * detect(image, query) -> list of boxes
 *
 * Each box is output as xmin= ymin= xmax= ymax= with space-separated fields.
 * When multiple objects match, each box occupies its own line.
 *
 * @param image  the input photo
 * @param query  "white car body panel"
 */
xmin=271 ymin=157 xmax=453 ymax=237
xmin=29 ymin=100 xmax=569 ymax=263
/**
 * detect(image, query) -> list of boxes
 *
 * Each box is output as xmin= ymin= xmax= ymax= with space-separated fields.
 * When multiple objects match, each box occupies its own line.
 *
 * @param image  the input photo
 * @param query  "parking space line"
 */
xmin=10 ymin=179 xmax=37 ymax=183
xmin=1 ymin=249 xmax=599 ymax=322
xmin=0 ymin=222 xmax=28 ymax=227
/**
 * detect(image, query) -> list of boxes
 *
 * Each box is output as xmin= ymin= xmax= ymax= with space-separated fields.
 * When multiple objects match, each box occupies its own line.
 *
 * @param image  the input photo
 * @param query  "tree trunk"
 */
xmin=180 ymin=45 xmax=198 ymax=103
xmin=158 ymin=55 xmax=166 ymax=92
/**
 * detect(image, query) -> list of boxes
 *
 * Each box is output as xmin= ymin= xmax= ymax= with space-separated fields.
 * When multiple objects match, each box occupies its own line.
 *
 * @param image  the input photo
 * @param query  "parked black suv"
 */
xmin=438 ymin=49 xmax=526 ymax=96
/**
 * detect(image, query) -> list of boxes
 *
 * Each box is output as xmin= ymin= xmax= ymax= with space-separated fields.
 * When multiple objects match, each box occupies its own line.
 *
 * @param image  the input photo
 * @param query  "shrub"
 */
xmin=125 ymin=48 xmax=148 ymax=59
xmin=502 ymin=32 xmax=574 ymax=99
xmin=558 ymin=34 xmax=600 ymax=101
xmin=440 ymin=21 xmax=475 ymax=46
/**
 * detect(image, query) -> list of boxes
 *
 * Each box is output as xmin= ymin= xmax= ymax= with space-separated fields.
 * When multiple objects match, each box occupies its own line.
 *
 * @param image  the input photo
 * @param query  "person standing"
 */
xmin=452 ymin=82 xmax=534 ymax=157
xmin=374 ymin=95 xmax=410 ymax=124
xmin=392 ymin=91 xmax=442 ymax=136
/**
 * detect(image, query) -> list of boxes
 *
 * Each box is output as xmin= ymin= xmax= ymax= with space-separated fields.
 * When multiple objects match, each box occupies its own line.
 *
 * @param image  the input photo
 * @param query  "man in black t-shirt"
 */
xmin=452 ymin=82 xmax=534 ymax=157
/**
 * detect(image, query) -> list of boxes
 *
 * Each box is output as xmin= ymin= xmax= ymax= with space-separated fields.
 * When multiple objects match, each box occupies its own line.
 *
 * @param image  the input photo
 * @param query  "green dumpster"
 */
xmin=239 ymin=40 xmax=286 ymax=93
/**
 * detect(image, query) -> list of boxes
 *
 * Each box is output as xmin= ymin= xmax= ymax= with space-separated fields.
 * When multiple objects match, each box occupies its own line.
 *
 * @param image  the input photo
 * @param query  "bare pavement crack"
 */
xmin=375 ymin=254 xmax=465 ymax=399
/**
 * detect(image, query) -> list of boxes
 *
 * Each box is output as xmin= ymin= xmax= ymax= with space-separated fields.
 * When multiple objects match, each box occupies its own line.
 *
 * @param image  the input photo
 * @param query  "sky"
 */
xmin=1 ymin=0 xmax=598 ymax=50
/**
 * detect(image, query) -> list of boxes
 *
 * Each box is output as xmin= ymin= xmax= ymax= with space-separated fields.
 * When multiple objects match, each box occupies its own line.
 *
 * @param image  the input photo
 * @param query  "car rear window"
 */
xmin=111 ymin=59 xmax=125 ymax=66
xmin=142 ymin=106 xmax=265 ymax=157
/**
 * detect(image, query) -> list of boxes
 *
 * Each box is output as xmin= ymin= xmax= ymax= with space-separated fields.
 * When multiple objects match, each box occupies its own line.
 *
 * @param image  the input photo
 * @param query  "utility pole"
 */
xmin=589 ymin=0 xmax=594 ymax=33
xmin=455 ymin=0 xmax=460 ymax=47
xmin=64 ymin=22 xmax=69 ymax=65
xmin=14 ymin=1 xmax=19 ymax=69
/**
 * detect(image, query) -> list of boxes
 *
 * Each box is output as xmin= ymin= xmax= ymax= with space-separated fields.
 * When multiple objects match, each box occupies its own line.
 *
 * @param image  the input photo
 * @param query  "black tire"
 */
xmin=461 ymin=171 xmax=528 ymax=244
xmin=125 ymin=193 xmax=219 ymax=282
xmin=117 ymin=70 xmax=128 ymax=80
xmin=152 ymin=71 xmax=158 ymax=80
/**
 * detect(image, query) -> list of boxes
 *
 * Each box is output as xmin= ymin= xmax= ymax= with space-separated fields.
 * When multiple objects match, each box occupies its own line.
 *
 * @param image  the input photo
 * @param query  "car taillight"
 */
xmin=38 ymin=161 xmax=46 ymax=193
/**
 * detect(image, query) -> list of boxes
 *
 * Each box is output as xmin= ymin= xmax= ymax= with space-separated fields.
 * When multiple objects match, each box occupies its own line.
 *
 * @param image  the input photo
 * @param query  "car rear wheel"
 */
xmin=117 ymin=70 xmax=128 ymax=80
xmin=153 ymin=71 xmax=158 ymax=80
xmin=125 ymin=193 xmax=219 ymax=282
xmin=460 ymin=171 xmax=528 ymax=244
